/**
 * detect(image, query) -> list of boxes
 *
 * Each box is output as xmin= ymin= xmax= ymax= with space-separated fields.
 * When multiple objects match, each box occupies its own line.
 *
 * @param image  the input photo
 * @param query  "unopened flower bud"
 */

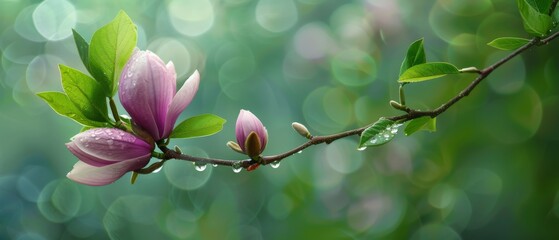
xmin=291 ymin=122 xmax=312 ymax=139
xmin=389 ymin=100 xmax=407 ymax=111
xmin=174 ymin=145 xmax=182 ymax=154
xmin=227 ymin=141 xmax=244 ymax=154
xmin=235 ymin=109 xmax=268 ymax=157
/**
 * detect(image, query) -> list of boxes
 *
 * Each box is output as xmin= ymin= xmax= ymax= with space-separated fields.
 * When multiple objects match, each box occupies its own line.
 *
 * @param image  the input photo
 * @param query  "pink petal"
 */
xmin=66 ymin=156 xmax=149 ymax=186
xmin=119 ymin=50 xmax=175 ymax=140
xmin=235 ymin=109 xmax=268 ymax=152
xmin=163 ymin=70 xmax=200 ymax=138
xmin=68 ymin=129 xmax=152 ymax=166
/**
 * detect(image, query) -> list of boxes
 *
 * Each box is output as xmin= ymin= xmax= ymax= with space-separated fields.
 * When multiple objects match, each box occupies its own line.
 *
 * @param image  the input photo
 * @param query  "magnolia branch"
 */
xmin=142 ymin=9 xmax=559 ymax=172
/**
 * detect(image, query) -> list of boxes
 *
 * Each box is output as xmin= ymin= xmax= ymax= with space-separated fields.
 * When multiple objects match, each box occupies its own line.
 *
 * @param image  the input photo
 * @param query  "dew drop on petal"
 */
xmin=270 ymin=161 xmax=281 ymax=169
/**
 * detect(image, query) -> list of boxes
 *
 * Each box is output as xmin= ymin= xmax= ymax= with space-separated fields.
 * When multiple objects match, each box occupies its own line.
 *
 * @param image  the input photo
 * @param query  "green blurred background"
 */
xmin=1 ymin=0 xmax=559 ymax=239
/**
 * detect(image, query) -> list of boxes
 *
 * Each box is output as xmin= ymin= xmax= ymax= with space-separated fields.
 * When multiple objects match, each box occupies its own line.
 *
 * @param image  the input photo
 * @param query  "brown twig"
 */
xmin=139 ymin=5 xmax=559 ymax=172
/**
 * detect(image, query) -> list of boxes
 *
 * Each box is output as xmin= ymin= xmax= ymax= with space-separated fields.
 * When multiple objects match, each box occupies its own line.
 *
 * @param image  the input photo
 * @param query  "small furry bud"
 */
xmin=292 ymin=122 xmax=312 ymax=139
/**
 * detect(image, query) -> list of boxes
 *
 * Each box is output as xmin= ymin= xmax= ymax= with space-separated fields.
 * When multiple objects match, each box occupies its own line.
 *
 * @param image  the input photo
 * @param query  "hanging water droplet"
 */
xmin=152 ymin=166 xmax=163 ymax=173
xmin=270 ymin=161 xmax=281 ymax=168
xmin=297 ymin=150 xmax=303 ymax=154
xmin=357 ymin=146 xmax=367 ymax=151
xmin=232 ymin=162 xmax=242 ymax=173
xmin=212 ymin=164 xmax=218 ymax=167
xmin=194 ymin=163 xmax=207 ymax=172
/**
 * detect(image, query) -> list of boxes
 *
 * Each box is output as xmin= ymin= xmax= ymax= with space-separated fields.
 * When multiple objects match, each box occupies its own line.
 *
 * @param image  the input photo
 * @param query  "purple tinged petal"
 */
xmin=163 ymin=70 xmax=200 ymax=138
xmin=67 ymin=128 xmax=152 ymax=166
xmin=119 ymin=50 xmax=175 ymax=140
xmin=67 ymin=156 xmax=149 ymax=186
xmin=235 ymin=109 xmax=268 ymax=153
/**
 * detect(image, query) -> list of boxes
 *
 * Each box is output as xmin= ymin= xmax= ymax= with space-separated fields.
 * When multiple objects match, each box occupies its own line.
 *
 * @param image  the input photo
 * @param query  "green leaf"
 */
xmin=88 ymin=11 xmax=137 ymax=96
xmin=60 ymin=65 xmax=108 ymax=122
xmin=487 ymin=37 xmax=531 ymax=50
xmin=37 ymin=92 xmax=106 ymax=127
xmin=404 ymin=117 xmax=437 ymax=136
xmin=358 ymin=118 xmax=401 ymax=148
xmin=400 ymin=38 xmax=426 ymax=76
xmin=526 ymin=0 xmax=552 ymax=13
xmin=170 ymin=114 xmax=226 ymax=139
xmin=72 ymin=29 xmax=90 ymax=73
xmin=398 ymin=62 xmax=460 ymax=83
xmin=517 ymin=0 xmax=553 ymax=36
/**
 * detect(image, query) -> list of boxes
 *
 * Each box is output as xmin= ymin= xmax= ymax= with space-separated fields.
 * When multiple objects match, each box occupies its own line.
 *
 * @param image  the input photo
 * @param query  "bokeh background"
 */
xmin=1 ymin=0 xmax=559 ymax=239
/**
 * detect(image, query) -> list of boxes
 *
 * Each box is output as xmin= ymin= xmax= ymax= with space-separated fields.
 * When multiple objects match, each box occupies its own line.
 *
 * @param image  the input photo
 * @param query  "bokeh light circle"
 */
xmin=26 ymin=54 xmax=64 ymax=93
xmin=168 ymin=0 xmax=214 ymax=37
xmin=148 ymin=38 xmax=192 ymax=79
xmin=483 ymin=86 xmax=542 ymax=144
xmin=266 ymin=192 xmax=294 ymax=220
xmin=411 ymin=223 xmax=461 ymax=240
xmin=331 ymin=48 xmax=377 ymax=87
xmin=32 ymin=0 xmax=76 ymax=41
xmin=14 ymin=5 xmax=45 ymax=42
xmin=255 ymin=0 xmax=298 ymax=32
xmin=324 ymin=139 xmax=363 ymax=174
xmin=438 ymin=0 xmax=493 ymax=16
xmin=303 ymin=87 xmax=354 ymax=134
xmin=294 ymin=23 xmax=335 ymax=60
xmin=164 ymin=147 xmax=213 ymax=190
xmin=37 ymin=179 xmax=82 ymax=223
xmin=486 ymin=53 xmax=525 ymax=95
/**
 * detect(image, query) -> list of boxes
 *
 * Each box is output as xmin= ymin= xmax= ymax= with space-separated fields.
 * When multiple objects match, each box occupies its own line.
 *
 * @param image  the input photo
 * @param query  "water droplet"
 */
xmin=194 ymin=163 xmax=207 ymax=172
xmin=79 ymin=138 xmax=85 ymax=142
xmin=371 ymin=139 xmax=378 ymax=144
xmin=91 ymin=134 xmax=96 ymax=138
xmin=297 ymin=150 xmax=303 ymax=154
xmin=270 ymin=161 xmax=281 ymax=168
xmin=94 ymin=137 xmax=100 ymax=140
xmin=107 ymin=139 xmax=114 ymax=145
xmin=152 ymin=166 xmax=163 ymax=173
xmin=357 ymin=146 xmax=367 ymax=151
xmin=119 ymin=132 xmax=125 ymax=136
xmin=391 ymin=128 xmax=398 ymax=134
xmin=232 ymin=162 xmax=242 ymax=173
xmin=383 ymin=133 xmax=390 ymax=138
xmin=212 ymin=164 xmax=218 ymax=167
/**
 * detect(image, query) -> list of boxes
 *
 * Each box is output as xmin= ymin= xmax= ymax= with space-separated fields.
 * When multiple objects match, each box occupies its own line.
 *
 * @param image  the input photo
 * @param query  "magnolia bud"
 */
xmin=291 ymin=122 xmax=312 ymax=139
xmin=389 ymin=100 xmax=407 ymax=111
xmin=174 ymin=145 xmax=182 ymax=154
xmin=227 ymin=141 xmax=244 ymax=154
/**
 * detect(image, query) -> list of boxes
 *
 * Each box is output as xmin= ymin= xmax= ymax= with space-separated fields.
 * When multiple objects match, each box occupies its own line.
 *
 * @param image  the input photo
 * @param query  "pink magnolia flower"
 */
xmin=119 ymin=49 xmax=200 ymax=141
xmin=66 ymin=128 xmax=153 ymax=186
xmin=235 ymin=109 xmax=268 ymax=156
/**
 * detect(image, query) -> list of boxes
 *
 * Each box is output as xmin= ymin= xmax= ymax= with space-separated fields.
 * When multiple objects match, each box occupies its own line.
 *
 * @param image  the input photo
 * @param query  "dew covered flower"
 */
xmin=66 ymin=128 xmax=153 ymax=186
xmin=119 ymin=49 xmax=200 ymax=141
xmin=235 ymin=109 xmax=268 ymax=157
